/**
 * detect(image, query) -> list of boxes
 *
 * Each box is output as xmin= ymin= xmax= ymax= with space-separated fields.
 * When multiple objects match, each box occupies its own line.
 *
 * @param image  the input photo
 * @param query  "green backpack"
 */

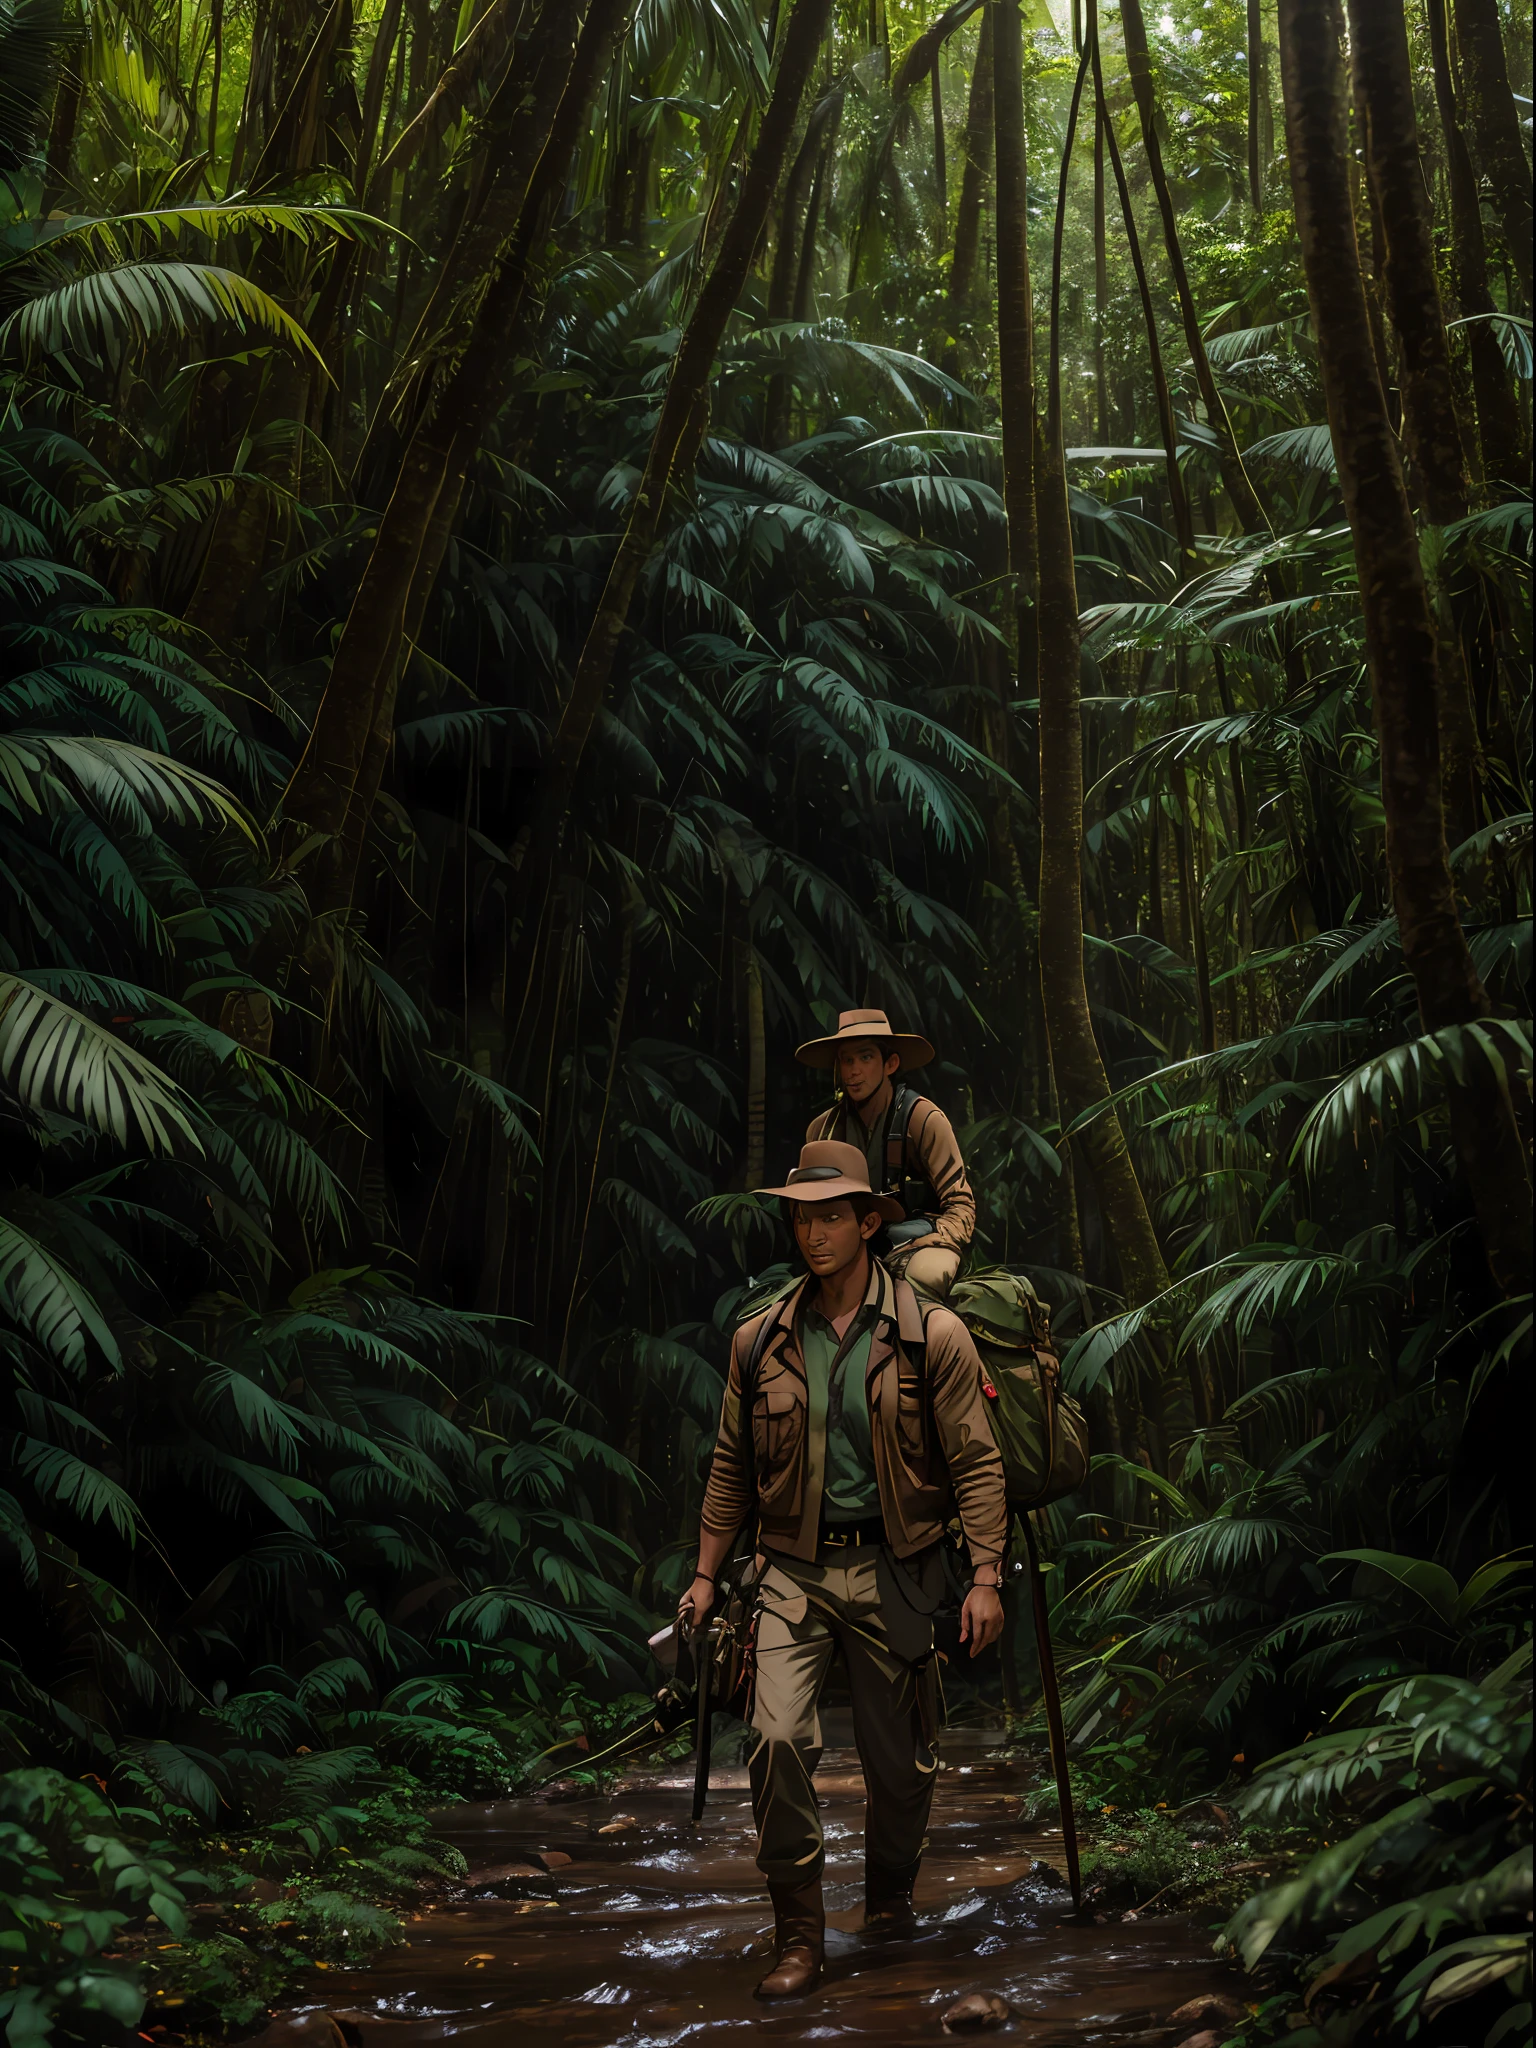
xmin=946 ymin=1272 xmax=1090 ymax=1511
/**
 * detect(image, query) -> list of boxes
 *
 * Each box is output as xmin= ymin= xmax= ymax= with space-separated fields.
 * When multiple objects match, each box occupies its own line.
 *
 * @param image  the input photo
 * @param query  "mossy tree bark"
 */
xmin=1347 ymin=0 xmax=1484 ymax=847
xmin=941 ymin=1 xmax=993 ymax=375
xmin=1037 ymin=42 xmax=1172 ymax=1316
xmin=1118 ymin=0 xmax=1265 ymax=532
xmin=1278 ymin=0 xmax=1531 ymax=1296
xmin=1422 ymin=0 xmax=1526 ymax=484
xmin=504 ymin=0 xmax=837 ymax=899
xmin=283 ymin=0 xmax=624 ymax=906
xmin=1450 ymin=0 xmax=1533 ymax=304
xmin=993 ymin=0 xmax=1037 ymax=677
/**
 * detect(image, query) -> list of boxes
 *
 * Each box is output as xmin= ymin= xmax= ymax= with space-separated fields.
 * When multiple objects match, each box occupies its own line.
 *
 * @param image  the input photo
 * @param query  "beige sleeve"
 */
xmin=805 ymin=1106 xmax=839 ymax=1142
xmin=924 ymin=1307 xmax=1008 ymax=1570
xmin=699 ymin=1324 xmax=753 ymax=1545
xmin=906 ymin=1099 xmax=976 ymax=1256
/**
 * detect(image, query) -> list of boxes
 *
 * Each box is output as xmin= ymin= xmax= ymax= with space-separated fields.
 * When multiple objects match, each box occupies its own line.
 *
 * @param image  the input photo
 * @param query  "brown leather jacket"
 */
xmin=699 ymin=1259 xmax=1007 ymax=1570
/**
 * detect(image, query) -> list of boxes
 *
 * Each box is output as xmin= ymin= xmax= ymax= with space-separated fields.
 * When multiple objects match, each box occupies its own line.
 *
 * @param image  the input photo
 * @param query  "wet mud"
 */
xmin=304 ymin=1720 xmax=1245 ymax=2044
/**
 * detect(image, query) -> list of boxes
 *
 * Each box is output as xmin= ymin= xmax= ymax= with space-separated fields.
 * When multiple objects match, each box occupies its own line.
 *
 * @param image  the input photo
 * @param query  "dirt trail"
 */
xmin=304 ymin=1719 xmax=1245 ymax=2044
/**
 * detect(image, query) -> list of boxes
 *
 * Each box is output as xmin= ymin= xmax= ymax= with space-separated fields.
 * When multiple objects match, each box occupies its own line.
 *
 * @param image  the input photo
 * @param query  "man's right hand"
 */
xmin=678 ymin=1572 xmax=715 ymax=1631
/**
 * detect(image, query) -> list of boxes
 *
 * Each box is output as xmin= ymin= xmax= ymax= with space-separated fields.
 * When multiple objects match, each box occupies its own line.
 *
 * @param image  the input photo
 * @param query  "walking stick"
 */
xmin=1022 ymin=1513 xmax=1082 ymax=1906
xmin=689 ymin=1616 xmax=716 ymax=1824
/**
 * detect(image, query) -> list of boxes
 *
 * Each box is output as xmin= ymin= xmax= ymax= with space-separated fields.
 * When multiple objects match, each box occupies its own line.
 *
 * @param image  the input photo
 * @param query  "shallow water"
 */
xmin=307 ymin=1719 xmax=1242 ymax=2044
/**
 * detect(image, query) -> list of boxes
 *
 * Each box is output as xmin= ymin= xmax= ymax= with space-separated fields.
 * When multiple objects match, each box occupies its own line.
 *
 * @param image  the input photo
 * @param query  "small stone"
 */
xmin=532 ymin=1849 xmax=573 ymax=1869
xmin=596 ymin=1814 xmax=639 ymax=1834
xmin=942 ymin=1991 xmax=1013 ymax=2033
xmin=510 ymin=1899 xmax=558 ymax=1914
xmin=1171 ymin=1996 xmax=1247 ymax=2027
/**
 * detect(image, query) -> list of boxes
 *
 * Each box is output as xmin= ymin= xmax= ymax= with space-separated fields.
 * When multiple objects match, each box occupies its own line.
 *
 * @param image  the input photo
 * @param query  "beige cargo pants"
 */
xmin=748 ymin=1546 xmax=941 ymax=1887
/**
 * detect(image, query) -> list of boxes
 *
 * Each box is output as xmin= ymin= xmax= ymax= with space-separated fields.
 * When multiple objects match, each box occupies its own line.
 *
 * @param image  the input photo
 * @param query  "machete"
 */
xmin=690 ymin=1615 xmax=717 ymax=1823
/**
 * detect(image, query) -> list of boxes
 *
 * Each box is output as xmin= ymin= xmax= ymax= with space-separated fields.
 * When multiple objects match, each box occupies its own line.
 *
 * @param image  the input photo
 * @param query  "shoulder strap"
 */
xmin=885 ymin=1083 xmax=921 ymax=1189
xmin=892 ymin=1274 xmax=935 ymax=1379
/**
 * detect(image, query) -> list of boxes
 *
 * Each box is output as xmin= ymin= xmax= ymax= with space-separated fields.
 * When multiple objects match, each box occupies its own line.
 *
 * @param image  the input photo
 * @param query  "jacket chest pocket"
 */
xmin=894 ymin=1371 xmax=926 ymax=1459
xmin=752 ymin=1368 xmax=803 ymax=1472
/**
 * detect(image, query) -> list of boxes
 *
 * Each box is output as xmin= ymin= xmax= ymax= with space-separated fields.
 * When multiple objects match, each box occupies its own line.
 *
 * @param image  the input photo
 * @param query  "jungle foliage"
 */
xmin=0 ymin=0 xmax=1529 ymax=2041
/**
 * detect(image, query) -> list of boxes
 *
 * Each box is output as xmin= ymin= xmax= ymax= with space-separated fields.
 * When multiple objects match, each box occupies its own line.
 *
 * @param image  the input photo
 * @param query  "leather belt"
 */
xmin=820 ymin=1517 xmax=887 ymax=1548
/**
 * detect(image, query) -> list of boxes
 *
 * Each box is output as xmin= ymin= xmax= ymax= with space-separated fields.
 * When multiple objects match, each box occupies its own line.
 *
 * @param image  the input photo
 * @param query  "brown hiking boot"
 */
xmin=755 ymin=1877 xmax=824 ymax=1999
xmin=863 ymin=1858 xmax=920 ymax=1936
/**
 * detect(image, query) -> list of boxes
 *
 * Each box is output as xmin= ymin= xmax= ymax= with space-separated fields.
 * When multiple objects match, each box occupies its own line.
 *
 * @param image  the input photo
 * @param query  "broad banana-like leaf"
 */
xmin=0 ymin=973 xmax=203 ymax=1154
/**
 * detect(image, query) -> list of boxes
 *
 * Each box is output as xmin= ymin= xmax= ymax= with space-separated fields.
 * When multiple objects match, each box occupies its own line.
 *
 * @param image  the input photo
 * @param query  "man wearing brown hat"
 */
xmin=680 ymin=1139 xmax=1007 ymax=2000
xmin=798 ymin=1008 xmax=975 ymax=1298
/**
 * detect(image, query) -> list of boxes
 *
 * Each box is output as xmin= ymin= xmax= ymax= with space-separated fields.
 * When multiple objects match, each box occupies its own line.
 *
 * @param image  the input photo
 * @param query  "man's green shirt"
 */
xmin=800 ymin=1297 xmax=880 ymax=1523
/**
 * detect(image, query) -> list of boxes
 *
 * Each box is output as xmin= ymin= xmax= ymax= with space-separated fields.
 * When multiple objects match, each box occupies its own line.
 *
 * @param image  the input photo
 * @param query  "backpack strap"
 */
xmin=892 ymin=1271 xmax=932 ymax=1369
xmin=884 ymin=1083 xmax=921 ymax=1194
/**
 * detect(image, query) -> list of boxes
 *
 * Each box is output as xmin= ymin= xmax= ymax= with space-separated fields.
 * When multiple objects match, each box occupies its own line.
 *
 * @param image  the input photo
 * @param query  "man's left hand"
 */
xmin=958 ymin=1584 xmax=1003 ymax=1656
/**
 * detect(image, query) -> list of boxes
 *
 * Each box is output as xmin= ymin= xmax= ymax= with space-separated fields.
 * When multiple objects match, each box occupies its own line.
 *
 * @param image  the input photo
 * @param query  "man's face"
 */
xmin=835 ymin=1039 xmax=901 ymax=1104
xmin=791 ymin=1198 xmax=881 ymax=1278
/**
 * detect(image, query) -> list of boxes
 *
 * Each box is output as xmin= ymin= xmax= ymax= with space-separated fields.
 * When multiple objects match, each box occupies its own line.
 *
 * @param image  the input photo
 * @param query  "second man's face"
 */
xmin=791 ymin=1199 xmax=881 ymax=1277
xmin=835 ymin=1040 xmax=900 ymax=1103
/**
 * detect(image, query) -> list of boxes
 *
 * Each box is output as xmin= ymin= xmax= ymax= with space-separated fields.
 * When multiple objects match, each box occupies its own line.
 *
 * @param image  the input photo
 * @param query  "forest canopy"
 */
xmin=0 ymin=0 xmax=1530 ymax=2043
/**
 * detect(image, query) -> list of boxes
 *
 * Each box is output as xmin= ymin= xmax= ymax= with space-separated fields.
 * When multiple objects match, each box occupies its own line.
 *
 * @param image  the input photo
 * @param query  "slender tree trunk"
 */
xmin=932 ymin=60 xmax=948 ymax=245
xmin=1278 ymin=0 xmax=1531 ymax=1296
xmin=1423 ymin=0 xmax=1525 ymax=482
xmin=42 ymin=60 xmax=83 ymax=212
xmin=1118 ymin=0 xmax=1266 ymax=531
xmin=1348 ymin=0 xmax=1484 ymax=846
xmin=1451 ymin=0 xmax=1533 ymax=303
xmin=1037 ymin=43 xmax=1171 ymax=1313
xmin=792 ymin=143 xmax=831 ymax=320
xmin=354 ymin=1 xmax=589 ymax=496
xmin=742 ymin=940 xmax=766 ymax=1190
xmin=994 ymin=0 xmax=1038 ymax=677
xmin=1093 ymin=98 xmax=1109 ymax=437
xmin=765 ymin=87 xmax=842 ymax=448
xmin=1093 ymin=31 xmax=1195 ymax=571
xmin=942 ymin=2 xmax=994 ymax=374
xmin=504 ymin=0 xmax=836 ymax=894
xmin=1246 ymin=0 xmax=1264 ymax=211
xmin=1348 ymin=0 xmax=1470 ymax=523
xmin=284 ymin=0 xmax=620 ymax=894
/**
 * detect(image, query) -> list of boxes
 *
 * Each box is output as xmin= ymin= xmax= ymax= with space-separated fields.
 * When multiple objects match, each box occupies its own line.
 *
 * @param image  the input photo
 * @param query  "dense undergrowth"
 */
xmin=1 ymin=0 xmax=1531 ymax=2042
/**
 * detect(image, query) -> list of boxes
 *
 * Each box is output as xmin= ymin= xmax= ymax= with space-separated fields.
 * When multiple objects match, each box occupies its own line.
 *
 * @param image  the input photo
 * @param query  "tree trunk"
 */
xmin=941 ymin=1 xmax=994 ymax=375
xmin=932 ymin=60 xmax=948 ymax=245
xmin=1451 ymin=0 xmax=1533 ymax=303
xmin=1118 ymin=0 xmax=1266 ymax=532
xmin=764 ymin=86 xmax=842 ymax=448
xmin=993 ymin=0 xmax=1038 ymax=675
xmin=1347 ymin=0 xmax=1484 ymax=847
xmin=1423 ymin=0 xmax=1525 ymax=483
xmin=283 ymin=0 xmax=621 ymax=896
xmin=42 ymin=60 xmax=83 ymax=213
xmin=742 ymin=940 xmax=766 ymax=1190
xmin=1348 ymin=0 xmax=1471 ymax=524
xmin=353 ymin=0 xmax=590 ymax=497
xmin=504 ymin=0 xmax=836 ymax=891
xmin=1093 ymin=30 xmax=1195 ymax=571
xmin=1277 ymin=0 xmax=1531 ymax=1296
xmin=1037 ymin=42 xmax=1171 ymax=1313
xmin=1246 ymin=0 xmax=1264 ymax=211
xmin=792 ymin=142 xmax=831 ymax=320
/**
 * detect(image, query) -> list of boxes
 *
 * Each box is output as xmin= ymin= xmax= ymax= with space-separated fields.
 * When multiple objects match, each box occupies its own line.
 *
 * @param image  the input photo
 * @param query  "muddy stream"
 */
xmin=300 ymin=1718 xmax=1244 ymax=2044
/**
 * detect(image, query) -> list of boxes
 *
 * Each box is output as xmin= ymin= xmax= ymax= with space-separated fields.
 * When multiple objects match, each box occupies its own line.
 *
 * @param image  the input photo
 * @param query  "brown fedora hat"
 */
xmin=755 ymin=1140 xmax=905 ymax=1222
xmin=794 ymin=1006 xmax=935 ymax=1072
